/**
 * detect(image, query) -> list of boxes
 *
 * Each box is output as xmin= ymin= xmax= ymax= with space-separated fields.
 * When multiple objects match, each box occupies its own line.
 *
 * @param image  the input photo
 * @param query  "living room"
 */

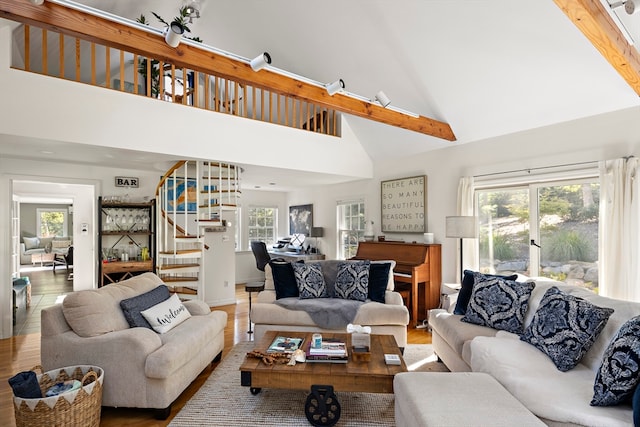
xmin=2 ymin=0 xmax=640 ymax=425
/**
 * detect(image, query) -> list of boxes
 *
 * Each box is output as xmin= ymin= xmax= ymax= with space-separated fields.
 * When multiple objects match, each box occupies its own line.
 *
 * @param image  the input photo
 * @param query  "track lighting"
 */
xmin=325 ymin=79 xmax=345 ymax=96
xmin=29 ymin=0 xmax=45 ymax=4
xmin=611 ymin=0 xmax=639 ymax=15
xmin=250 ymin=52 xmax=271 ymax=71
xmin=375 ymin=90 xmax=391 ymax=108
xmin=626 ymin=0 xmax=639 ymax=14
xmin=164 ymin=21 xmax=185 ymax=48
xmin=184 ymin=1 xmax=200 ymax=23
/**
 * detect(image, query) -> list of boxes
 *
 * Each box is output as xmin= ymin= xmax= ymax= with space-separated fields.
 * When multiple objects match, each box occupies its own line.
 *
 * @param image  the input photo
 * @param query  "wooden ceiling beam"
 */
xmin=0 ymin=0 xmax=456 ymax=141
xmin=554 ymin=0 xmax=640 ymax=96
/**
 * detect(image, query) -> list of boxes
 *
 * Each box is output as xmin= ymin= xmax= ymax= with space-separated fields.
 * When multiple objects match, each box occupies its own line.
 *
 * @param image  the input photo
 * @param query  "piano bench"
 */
xmin=396 ymin=285 xmax=411 ymax=312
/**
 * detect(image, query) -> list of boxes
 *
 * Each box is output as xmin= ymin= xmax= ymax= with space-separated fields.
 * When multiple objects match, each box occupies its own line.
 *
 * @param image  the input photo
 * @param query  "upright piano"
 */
xmin=353 ymin=241 xmax=442 ymax=327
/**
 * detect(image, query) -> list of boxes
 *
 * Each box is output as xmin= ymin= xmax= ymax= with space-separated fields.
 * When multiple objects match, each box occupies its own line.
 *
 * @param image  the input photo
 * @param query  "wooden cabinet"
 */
xmin=98 ymin=197 xmax=155 ymax=287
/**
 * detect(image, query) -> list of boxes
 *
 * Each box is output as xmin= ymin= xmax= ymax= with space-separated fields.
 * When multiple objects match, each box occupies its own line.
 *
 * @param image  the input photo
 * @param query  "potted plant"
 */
xmin=136 ymin=7 xmax=202 ymax=97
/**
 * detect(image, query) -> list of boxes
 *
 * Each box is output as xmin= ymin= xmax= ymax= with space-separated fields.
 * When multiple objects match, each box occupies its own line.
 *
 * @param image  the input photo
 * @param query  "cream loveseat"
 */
xmin=428 ymin=274 xmax=639 ymax=426
xmin=41 ymin=273 xmax=227 ymax=418
xmin=251 ymin=259 xmax=410 ymax=348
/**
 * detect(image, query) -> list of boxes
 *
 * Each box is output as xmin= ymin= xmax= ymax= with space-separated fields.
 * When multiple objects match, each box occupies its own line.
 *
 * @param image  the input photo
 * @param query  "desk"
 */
xmin=268 ymin=251 xmax=325 ymax=262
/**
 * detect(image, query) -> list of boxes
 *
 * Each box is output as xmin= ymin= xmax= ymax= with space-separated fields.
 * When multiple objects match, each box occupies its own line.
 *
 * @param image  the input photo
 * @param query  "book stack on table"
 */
xmin=306 ymin=338 xmax=348 ymax=363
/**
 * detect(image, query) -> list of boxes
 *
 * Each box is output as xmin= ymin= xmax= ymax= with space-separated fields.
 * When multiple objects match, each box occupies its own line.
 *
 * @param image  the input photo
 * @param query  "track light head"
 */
xmin=29 ymin=0 xmax=45 ymax=4
xmin=375 ymin=90 xmax=391 ymax=108
xmin=325 ymin=79 xmax=345 ymax=96
xmin=164 ymin=21 xmax=185 ymax=48
xmin=626 ymin=0 xmax=639 ymax=15
xmin=250 ymin=52 xmax=272 ymax=71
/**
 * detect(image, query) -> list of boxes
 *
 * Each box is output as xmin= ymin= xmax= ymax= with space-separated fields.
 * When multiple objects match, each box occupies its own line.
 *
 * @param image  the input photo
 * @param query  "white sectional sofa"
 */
xmin=429 ymin=276 xmax=639 ymax=426
xmin=250 ymin=259 xmax=410 ymax=348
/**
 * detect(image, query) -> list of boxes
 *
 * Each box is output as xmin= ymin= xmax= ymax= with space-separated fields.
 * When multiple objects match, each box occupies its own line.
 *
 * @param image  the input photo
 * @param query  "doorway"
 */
xmin=9 ymin=178 xmax=97 ymax=336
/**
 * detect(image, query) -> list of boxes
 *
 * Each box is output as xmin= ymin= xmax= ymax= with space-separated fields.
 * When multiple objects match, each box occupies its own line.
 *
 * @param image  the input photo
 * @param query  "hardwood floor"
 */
xmin=1 ymin=282 xmax=431 ymax=426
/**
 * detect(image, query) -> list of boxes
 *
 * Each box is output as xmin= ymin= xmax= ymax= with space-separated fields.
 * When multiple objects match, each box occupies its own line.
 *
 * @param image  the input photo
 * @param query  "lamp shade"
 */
xmin=445 ymin=216 xmax=477 ymax=239
xmin=310 ymin=227 xmax=324 ymax=238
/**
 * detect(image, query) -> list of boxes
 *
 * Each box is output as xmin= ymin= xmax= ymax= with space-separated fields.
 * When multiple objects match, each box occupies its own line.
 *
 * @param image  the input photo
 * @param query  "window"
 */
xmin=337 ymin=200 xmax=365 ymax=259
xmin=247 ymin=207 xmax=277 ymax=247
xmin=476 ymin=178 xmax=600 ymax=292
xmin=37 ymin=208 xmax=68 ymax=237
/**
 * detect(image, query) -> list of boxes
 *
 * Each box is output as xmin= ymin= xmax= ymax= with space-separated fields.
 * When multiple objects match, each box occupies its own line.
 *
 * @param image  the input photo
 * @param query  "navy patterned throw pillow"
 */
xmin=521 ymin=286 xmax=614 ymax=372
xmin=292 ymin=262 xmax=328 ymax=299
xmin=454 ymin=270 xmax=519 ymax=315
xmin=591 ymin=315 xmax=640 ymax=406
xmin=335 ymin=260 xmax=370 ymax=301
xmin=461 ymin=273 xmax=535 ymax=334
xmin=368 ymin=262 xmax=392 ymax=303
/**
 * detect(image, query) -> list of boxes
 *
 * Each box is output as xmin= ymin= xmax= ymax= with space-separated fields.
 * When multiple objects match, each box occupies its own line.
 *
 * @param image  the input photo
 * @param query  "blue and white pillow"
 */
xmin=335 ymin=260 xmax=370 ymax=301
xmin=591 ymin=315 xmax=640 ymax=406
xmin=521 ymin=286 xmax=614 ymax=372
xmin=292 ymin=262 xmax=328 ymax=299
xmin=461 ymin=273 xmax=535 ymax=334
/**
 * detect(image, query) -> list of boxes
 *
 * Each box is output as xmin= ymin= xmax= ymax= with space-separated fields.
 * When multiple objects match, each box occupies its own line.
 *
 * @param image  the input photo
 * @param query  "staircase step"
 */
xmin=158 ymin=263 xmax=200 ymax=270
xmin=168 ymin=285 xmax=199 ymax=295
xmin=160 ymin=276 xmax=199 ymax=283
xmin=158 ymin=250 xmax=202 ymax=259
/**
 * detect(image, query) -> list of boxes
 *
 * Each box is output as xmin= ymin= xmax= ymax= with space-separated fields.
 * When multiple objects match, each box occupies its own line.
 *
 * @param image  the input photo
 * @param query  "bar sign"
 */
xmin=115 ymin=176 xmax=139 ymax=188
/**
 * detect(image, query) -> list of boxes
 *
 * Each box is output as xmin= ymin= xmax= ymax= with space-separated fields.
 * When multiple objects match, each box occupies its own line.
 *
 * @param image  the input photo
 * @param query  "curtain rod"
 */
xmin=473 ymin=160 xmax=600 ymax=179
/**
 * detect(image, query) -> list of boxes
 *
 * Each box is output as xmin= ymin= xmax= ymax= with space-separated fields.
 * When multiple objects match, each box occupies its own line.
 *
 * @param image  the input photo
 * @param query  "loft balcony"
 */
xmin=10 ymin=23 xmax=340 ymax=137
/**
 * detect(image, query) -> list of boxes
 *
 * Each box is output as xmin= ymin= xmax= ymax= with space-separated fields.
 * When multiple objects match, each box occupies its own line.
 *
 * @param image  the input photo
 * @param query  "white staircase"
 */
xmin=155 ymin=160 xmax=241 ymax=300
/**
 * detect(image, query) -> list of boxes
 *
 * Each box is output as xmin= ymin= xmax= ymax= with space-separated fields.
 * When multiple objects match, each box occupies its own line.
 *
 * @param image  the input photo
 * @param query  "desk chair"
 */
xmin=250 ymin=241 xmax=271 ymax=272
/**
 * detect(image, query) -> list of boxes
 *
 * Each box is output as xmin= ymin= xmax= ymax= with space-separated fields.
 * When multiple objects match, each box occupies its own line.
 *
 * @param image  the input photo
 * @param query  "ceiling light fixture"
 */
xmin=325 ymin=79 xmax=345 ymax=96
xmin=29 ymin=0 xmax=45 ymax=4
xmin=374 ymin=90 xmax=391 ymax=108
xmin=250 ymin=52 xmax=271 ymax=71
xmin=611 ymin=0 xmax=639 ymax=14
xmin=164 ymin=21 xmax=185 ymax=48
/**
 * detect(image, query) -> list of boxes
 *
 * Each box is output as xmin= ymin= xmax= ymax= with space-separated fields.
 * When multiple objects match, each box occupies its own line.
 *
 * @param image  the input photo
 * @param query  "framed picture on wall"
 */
xmin=289 ymin=204 xmax=313 ymax=235
xmin=166 ymin=177 xmax=198 ymax=213
xmin=381 ymin=175 xmax=427 ymax=233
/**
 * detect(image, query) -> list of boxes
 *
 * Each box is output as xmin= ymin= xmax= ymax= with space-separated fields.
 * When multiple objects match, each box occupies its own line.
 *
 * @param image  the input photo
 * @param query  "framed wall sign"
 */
xmin=381 ymin=175 xmax=427 ymax=233
xmin=289 ymin=204 xmax=313 ymax=235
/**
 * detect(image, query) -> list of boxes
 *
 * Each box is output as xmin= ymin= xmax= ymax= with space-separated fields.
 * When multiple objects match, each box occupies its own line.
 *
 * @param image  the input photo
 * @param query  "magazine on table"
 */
xmin=266 ymin=336 xmax=304 ymax=353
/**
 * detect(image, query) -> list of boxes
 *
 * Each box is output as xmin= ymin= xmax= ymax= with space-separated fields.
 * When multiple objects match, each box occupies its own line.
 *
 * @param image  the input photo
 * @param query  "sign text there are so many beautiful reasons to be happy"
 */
xmin=381 ymin=175 xmax=426 ymax=233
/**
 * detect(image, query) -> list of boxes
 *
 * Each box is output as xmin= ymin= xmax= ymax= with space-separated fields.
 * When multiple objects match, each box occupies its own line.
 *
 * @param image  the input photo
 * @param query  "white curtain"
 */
xmin=457 ymin=176 xmax=478 ymax=278
xmin=599 ymin=158 xmax=640 ymax=301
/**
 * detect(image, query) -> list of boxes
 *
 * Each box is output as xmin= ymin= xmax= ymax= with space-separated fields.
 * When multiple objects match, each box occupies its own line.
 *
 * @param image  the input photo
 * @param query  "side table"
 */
xmin=245 ymin=282 xmax=264 ymax=334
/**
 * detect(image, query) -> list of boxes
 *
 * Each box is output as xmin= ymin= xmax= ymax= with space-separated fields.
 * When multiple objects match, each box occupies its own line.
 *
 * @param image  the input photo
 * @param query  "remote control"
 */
xmin=384 ymin=354 xmax=401 ymax=365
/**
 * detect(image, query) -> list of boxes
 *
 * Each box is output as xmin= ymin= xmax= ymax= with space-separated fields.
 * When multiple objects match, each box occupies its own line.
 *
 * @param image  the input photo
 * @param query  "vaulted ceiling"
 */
xmin=1 ymin=0 xmax=639 ymax=189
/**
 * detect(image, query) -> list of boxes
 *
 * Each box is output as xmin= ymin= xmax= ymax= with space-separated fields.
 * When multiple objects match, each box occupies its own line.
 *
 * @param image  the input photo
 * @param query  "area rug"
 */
xmin=169 ymin=341 xmax=447 ymax=426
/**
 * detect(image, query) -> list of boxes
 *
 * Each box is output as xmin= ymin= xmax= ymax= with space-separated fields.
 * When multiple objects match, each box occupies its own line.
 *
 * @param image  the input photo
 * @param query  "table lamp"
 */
xmin=446 ymin=216 xmax=478 ymax=282
xmin=310 ymin=227 xmax=324 ymax=253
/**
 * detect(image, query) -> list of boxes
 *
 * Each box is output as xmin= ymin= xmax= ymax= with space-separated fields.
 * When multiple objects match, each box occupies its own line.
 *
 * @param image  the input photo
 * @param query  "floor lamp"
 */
xmin=446 ymin=216 xmax=478 ymax=283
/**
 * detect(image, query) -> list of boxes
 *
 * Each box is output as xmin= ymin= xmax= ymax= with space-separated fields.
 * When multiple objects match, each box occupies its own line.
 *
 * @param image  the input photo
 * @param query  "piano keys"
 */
xmin=352 ymin=241 xmax=442 ymax=327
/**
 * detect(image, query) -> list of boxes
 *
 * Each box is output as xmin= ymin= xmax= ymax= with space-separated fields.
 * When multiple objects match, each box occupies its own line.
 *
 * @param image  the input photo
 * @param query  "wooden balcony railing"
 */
xmin=13 ymin=24 xmax=340 ymax=136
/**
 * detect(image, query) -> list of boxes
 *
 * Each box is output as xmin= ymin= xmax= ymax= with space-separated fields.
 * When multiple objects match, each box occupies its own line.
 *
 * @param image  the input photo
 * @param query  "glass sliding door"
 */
xmin=476 ymin=178 xmax=599 ymax=291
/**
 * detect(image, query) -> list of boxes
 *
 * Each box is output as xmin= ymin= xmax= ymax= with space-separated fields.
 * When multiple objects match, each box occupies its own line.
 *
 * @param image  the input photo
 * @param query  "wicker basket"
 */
xmin=12 ymin=365 xmax=103 ymax=427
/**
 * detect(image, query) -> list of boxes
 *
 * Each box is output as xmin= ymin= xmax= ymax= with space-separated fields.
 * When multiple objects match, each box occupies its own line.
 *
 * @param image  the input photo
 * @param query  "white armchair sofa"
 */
xmin=250 ymin=259 xmax=410 ymax=349
xmin=40 ymin=272 xmax=227 ymax=419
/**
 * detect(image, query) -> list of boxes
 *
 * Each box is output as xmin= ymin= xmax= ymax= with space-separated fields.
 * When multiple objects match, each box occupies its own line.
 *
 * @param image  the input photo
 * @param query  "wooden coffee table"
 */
xmin=240 ymin=330 xmax=407 ymax=426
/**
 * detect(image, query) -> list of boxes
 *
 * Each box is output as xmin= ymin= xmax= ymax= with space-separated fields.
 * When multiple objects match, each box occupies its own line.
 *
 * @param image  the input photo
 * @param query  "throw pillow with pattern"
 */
xmin=335 ymin=260 xmax=370 ymax=301
xmin=461 ymin=273 xmax=535 ymax=334
xmin=521 ymin=286 xmax=614 ymax=372
xmin=591 ymin=315 xmax=640 ymax=406
xmin=454 ymin=270 xmax=519 ymax=315
xmin=292 ymin=262 xmax=328 ymax=299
